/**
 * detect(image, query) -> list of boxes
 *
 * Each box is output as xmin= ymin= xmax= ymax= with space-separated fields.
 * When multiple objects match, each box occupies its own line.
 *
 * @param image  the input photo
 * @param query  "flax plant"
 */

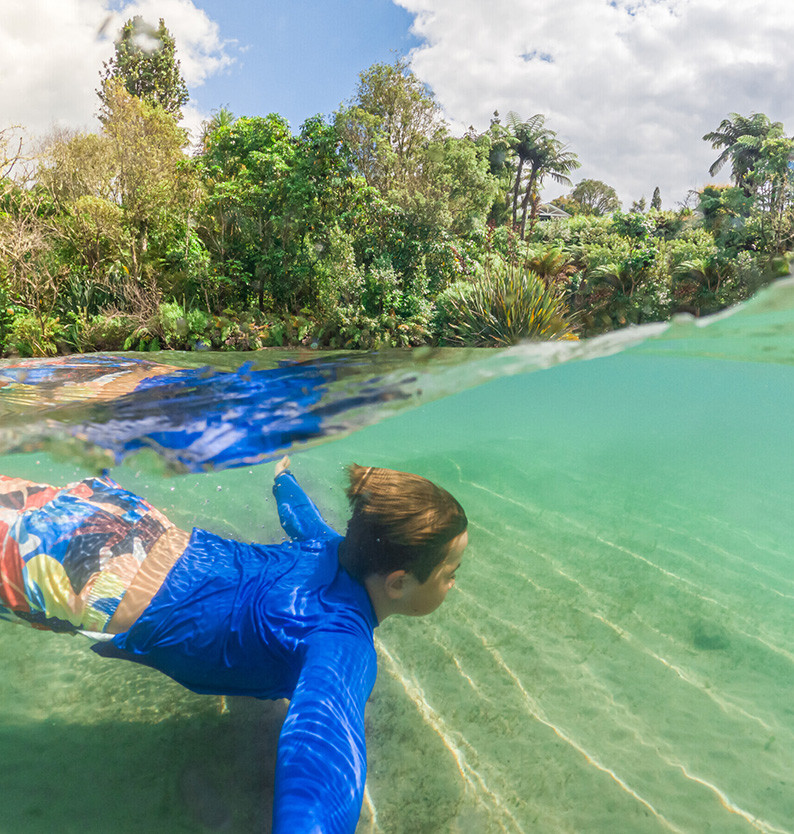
xmin=440 ymin=265 xmax=577 ymax=346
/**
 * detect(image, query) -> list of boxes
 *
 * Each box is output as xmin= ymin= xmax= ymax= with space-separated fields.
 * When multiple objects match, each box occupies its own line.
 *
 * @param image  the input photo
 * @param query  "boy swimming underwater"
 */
xmin=0 ymin=456 xmax=467 ymax=833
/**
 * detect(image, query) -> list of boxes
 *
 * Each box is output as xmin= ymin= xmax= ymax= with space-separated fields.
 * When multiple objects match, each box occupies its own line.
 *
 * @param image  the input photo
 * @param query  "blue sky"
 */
xmin=150 ymin=0 xmax=420 ymax=129
xmin=4 ymin=0 xmax=794 ymax=206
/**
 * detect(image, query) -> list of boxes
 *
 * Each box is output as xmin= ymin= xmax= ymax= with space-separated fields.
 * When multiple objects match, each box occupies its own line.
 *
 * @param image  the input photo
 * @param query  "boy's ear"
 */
xmin=383 ymin=570 xmax=409 ymax=599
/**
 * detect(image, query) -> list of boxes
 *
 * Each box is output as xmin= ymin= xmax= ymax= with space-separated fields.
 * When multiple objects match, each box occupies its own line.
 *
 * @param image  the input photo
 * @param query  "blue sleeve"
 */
xmin=273 ymin=471 xmax=338 ymax=542
xmin=272 ymin=634 xmax=377 ymax=834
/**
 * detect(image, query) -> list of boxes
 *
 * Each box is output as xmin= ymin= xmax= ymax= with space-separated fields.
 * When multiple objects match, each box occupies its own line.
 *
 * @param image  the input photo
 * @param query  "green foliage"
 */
xmin=703 ymin=112 xmax=786 ymax=189
xmin=651 ymin=187 xmax=662 ymax=211
xmin=697 ymin=185 xmax=758 ymax=253
xmin=7 ymin=310 xmax=66 ymax=357
xmin=335 ymin=60 xmax=498 ymax=240
xmin=155 ymin=300 xmax=190 ymax=347
xmin=335 ymin=57 xmax=445 ymax=196
xmin=525 ymin=246 xmax=574 ymax=284
xmin=4 ymin=50 xmax=794 ymax=358
xmin=564 ymin=212 xmax=686 ymax=333
xmin=494 ymin=112 xmax=581 ymax=238
xmin=186 ymin=308 xmax=210 ymax=339
xmin=40 ymin=82 xmax=197 ymax=308
xmin=0 ymin=283 xmax=16 ymax=354
xmin=64 ymin=312 xmax=138 ymax=353
xmin=101 ymin=83 xmax=194 ymax=283
xmin=313 ymin=253 xmax=433 ymax=349
xmin=99 ymin=16 xmax=189 ymax=119
xmin=530 ymin=213 xmax=614 ymax=249
xmin=558 ymin=179 xmax=621 ymax=216
xmin=699 ymin=185 xmax=753 ymax=226
xmin=575 ymin=233 xmax=631 ymax=273
xmin=672 ymin=253 xmax=735 ymax=314
xmin=436 ymin=263 xmax=577 ymax=346
xmin=665 ymin=228 xmax=718 ymax=271
xmin=703 ymin=113 xmax=794 ymax=255
xmin=197 ymin=112 xmax=357 ymax=311
xmin=611 ymin=210 xmax=653 ymax=240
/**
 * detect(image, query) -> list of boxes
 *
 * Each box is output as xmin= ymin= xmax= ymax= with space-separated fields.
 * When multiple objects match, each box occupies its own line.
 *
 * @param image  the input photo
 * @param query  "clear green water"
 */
xmin=1 ymin=281 xmax=793 ymax=833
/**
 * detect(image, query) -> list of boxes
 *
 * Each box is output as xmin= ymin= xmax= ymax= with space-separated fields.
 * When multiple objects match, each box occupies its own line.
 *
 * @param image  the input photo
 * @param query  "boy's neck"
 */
xmin=363 ymin=574 xmax=393 ymax=623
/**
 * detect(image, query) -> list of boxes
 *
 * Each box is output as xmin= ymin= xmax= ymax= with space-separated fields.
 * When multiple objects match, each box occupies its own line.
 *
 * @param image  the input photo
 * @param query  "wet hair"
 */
xmin=338 ymin=464 xmax=467 ymax=584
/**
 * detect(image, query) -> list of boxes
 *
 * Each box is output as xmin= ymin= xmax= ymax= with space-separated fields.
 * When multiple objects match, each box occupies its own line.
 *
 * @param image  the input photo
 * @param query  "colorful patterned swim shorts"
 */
xmin=0 ymin=475 xmax=177 ymax=634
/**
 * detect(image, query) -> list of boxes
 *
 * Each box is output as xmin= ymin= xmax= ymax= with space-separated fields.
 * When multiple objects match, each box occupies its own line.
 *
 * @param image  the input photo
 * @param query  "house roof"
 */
xmin=537 ymin=202 xmax=571 ymax=219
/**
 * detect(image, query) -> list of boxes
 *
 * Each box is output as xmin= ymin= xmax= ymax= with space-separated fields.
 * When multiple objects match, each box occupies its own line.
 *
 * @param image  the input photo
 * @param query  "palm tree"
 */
xmin=674 ymin=254 xmax=733 ymax=295
xmin=703 ymin=113 xmax=785 ymax=192
xmin=198 ymin=106 xmax=235 ymax=154
xmin=502 ymin=112 xmax=580 ymax=238
xmin=525 ymin=245 xmax=574 ymax=287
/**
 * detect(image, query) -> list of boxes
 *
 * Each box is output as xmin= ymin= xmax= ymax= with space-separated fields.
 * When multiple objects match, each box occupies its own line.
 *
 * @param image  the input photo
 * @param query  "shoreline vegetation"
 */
xmin=1 ymin=16 xmax=792 ymax=358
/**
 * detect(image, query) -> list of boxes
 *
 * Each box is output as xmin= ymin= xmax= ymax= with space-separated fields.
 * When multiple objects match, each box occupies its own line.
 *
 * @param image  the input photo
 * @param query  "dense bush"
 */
xmin=435 ymin=264 xmax=577 ymax=346
xmin=1 ymin=83 xmax=790 ymax=356
xmin=7 ymin=311 xmax=66 ymax=357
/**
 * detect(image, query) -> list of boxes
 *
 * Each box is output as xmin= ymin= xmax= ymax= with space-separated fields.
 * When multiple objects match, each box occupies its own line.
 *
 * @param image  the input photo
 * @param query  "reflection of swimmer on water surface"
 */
xmin=0 ymin=355 xmax=410 ymax=471
xmin=0 ymin=355 xmax=177 ymax=402
xmin=0 ymin=456 xmax=468 ymax=834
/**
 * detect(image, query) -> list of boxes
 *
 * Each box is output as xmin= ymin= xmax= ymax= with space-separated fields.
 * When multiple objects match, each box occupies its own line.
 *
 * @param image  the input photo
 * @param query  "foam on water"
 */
xmin=1 ymin=279 xmax=793 ymax=833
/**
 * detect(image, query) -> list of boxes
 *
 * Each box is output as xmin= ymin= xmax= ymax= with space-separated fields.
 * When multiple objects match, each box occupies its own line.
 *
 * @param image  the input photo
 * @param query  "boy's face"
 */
xmin=400 ymin=530 xmax=468 ymax=617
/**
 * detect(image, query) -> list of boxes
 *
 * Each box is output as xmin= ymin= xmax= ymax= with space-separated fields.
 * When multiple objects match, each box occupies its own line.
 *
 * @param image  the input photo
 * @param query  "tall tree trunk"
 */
xmin=526 ymin=193 xmax=541 ymax=237
xmin=519 ymin=167 xmax=538 ymax=239
xmin=511 ymin=158 xmax=525 ymax=229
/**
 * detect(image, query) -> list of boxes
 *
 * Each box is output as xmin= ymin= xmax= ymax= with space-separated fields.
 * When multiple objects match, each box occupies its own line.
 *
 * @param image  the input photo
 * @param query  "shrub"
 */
xmin=435 ymin=267 xmax=577 ymax=346
xmin=7 ymin=310 xmax=66 ymax=357
xmin=155 ymin=301 xmax=189 ymax=348
xmin=0 ymin=283 xmax=15 ymax=355
xmin=71 ymin=313 xmax=138 ymax=352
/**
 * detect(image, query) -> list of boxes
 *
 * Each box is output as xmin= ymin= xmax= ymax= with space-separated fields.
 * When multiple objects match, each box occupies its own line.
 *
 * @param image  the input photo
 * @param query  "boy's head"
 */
xmin=338 ymin=464 xmax=468 ymax=588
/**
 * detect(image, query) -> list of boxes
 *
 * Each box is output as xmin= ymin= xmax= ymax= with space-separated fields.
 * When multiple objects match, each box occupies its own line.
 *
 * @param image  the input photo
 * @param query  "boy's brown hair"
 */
xmin=338 ymin=464 xmax=467 ymax=583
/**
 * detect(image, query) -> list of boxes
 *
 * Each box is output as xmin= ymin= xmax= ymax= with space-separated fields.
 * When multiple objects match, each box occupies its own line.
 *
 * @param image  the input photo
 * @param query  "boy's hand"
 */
xmin=275 ymin=455 xmax=291 ymax=478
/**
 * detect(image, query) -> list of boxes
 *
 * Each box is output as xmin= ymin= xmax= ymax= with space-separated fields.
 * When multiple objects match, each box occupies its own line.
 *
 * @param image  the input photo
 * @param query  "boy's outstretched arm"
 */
xmin=272 ymin=633 xmax=377 ymax=834
xmin=272 ymin=456 xmax=338 ymax=542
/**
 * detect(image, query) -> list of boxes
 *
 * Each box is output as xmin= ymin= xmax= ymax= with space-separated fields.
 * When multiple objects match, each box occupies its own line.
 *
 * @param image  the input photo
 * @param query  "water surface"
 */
xmin=1 ymin=280 xmax=793 ymax=833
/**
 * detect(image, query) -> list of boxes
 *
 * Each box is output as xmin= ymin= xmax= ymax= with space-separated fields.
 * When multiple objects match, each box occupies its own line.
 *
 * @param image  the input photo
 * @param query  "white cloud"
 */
xmin=395 ymin=0 xmax=794 ymax=207
xmin=0 ymin=0 xmax=232 ymax=143
xmin=113 ymin=0 xmax=234 ymax=87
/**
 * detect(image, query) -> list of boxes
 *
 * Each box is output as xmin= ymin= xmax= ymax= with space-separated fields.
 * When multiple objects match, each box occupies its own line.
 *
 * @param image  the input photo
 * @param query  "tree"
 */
xmin=696 ymin=185 xmax=754 ymax=251
xmin=651 ymin=186 xmax=662 ymax=211
xmin=336 ymin=58 xmax=444 ymax=195
xmin=0 ymin=178 xmax=63 ymax=320
xmin=0 ymin=129 xmax=63 ymax=324
xmin=747 ymin=134 xmax=794 ymax=253
xmin=429 ymin=134 xmax=499 ymax=233
xmin=198 ymin=113 xmax=295 ymax=310
xmin=562 ymin=178 xmax=620 ymax=216
xmin=98 ymin=16 xmax=189 ymax=120
xmin=39 ymin=131 xmax=118 ymax=205
xmin=39 ymin=82 xmax=198 ymax=294
xmin=38 ymin=133 xmax=130 ymax=281
xmin=0 ymin=126 xmax=26 ymax=181
xmin=498 ymin=112 xmax=580 ymax=237
xmin=704 ymin=113 xmax=794 ymax=253
xmin=334 ymin=57 xmax=499 ymax=299
xmin=198 ymin=113 xmax=360 ymax=311
xmin=703 ymin=113 xmax=786 ymax=193
xmin=100 ymin=82 xmax=194 ymax=281
xmin=333 ymin=57 xmax=493 ymax=234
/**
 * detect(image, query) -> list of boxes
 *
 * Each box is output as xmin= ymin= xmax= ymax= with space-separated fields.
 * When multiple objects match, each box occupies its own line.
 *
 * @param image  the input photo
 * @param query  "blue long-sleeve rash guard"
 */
xmin=93 ymin=472 xmax=378 ymax=834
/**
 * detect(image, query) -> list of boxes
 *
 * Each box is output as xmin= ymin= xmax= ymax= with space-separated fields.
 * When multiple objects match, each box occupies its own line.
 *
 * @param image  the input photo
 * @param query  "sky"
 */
xmin=2 ymin=0 xmax=794 ymax=208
